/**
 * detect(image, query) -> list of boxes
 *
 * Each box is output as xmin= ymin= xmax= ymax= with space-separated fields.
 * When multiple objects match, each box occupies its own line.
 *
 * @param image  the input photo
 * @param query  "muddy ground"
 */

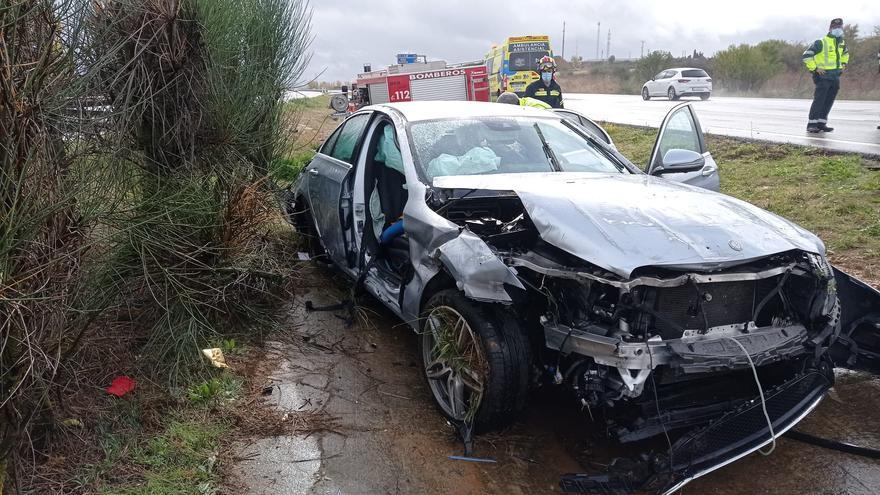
xmin=229 ymin=267 xmax=880 ymax=495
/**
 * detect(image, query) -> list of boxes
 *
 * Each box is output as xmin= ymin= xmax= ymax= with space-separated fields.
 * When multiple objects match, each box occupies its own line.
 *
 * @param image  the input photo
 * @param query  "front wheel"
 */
xmin=419 ymin=290 xmax=530 ymax=430
xmin=668 ymin=87 xmax=679 ymax=101
xmin=641 ymin=87 xmax=651 ymax=100
xmin=700 ymin=93 xmax=711 ymax=101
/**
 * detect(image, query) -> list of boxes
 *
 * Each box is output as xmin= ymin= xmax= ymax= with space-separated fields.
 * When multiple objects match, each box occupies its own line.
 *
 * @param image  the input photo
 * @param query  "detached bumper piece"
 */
xmin=560 ymin=368 xmax=832 ymax=495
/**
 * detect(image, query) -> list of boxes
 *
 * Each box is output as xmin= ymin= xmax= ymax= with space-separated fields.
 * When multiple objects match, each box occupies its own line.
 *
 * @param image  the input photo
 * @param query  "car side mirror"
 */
xmin=650 ymin=77 xmax=655 ymax=81
xmin=651 ymin=149 xmax=705 ymax=176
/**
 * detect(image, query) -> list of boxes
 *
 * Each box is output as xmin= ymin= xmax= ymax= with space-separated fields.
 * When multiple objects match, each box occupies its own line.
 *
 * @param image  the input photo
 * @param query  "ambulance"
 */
xmin=485 ymin=35 xmax=554 ymax=96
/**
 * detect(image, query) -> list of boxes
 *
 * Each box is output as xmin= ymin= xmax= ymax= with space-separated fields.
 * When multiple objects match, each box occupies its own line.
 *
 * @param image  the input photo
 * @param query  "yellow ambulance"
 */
xmin=485 ymin=35 xmax=553 ymax=96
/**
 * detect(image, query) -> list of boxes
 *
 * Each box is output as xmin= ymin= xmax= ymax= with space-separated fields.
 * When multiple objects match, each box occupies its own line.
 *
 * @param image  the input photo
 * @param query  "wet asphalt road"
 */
xmin=231 ymin=272 xmax=880 ymax=495
xmin=564 ymin=94 xmax=880 ymax=156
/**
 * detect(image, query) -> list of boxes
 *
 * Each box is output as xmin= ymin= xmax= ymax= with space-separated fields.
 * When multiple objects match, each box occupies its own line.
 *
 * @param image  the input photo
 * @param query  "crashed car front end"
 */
xmin=407 ymin=174 xmax=843 ymax=494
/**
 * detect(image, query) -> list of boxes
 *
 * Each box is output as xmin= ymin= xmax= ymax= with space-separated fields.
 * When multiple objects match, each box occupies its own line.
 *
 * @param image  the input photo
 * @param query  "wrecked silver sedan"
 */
xmin=283 ymin=101 xmax=879 ymax=494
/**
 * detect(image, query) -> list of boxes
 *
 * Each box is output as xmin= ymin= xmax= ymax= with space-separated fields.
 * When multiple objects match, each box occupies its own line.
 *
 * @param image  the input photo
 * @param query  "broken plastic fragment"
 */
xmin=201 ymin=348 xmax=229 ymax=368
xmin=106 ymin=376 xmax=136 ymax=397
xmin=297 ymin=252 xmax=310 ymax=261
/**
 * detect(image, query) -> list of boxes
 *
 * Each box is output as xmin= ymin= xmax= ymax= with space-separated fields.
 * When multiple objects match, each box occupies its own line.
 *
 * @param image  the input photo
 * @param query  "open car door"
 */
xmin=646 ymin=103 xmax=719 ymax=191
xmin=829 ymin=267 xmax=880 ymax=373
xmin=550 ymin=108 xmax=615 ymax=149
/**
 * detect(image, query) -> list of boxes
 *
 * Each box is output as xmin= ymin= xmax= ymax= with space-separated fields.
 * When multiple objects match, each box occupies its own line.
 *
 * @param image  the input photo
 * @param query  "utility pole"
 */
xmin=606 ymin=28 xmax=611 ymax=59
xmin=596 ymin=22 xmax=601 ymax=60
xmin=640 ymin=40 xmax=645 ymax=58
xmin=561 ymin=21 xmax=566 ymax=60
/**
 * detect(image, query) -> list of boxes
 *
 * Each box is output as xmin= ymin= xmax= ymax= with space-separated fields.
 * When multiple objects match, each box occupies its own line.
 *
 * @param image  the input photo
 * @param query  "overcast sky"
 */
xmin=301 ymin=0 xmax=880 ymax=83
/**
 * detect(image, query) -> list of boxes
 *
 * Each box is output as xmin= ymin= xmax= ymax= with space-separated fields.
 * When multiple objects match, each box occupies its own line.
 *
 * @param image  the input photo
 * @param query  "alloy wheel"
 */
xmin=421 ymin=306 xmax=488 ymax=422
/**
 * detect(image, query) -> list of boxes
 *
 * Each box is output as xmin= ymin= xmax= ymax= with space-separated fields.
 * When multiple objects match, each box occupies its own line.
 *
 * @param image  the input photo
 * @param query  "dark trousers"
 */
xmin=807 ymin=74 xmax=840 ymax=128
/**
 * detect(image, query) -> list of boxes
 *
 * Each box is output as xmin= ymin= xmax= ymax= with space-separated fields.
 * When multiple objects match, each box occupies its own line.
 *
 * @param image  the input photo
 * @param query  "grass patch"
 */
xmin=70 ymin=369 xmax=242 ymax=495
xmin=605 ymin=124 xmax=880 ymax=285
xmin=98 ymin=415 xmax=229 ymax=495
xmin=270 ymin=148 xmax=316 ymax=184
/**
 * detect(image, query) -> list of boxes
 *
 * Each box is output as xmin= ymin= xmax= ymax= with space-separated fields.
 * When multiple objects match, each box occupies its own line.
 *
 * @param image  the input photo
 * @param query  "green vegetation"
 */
xmin=605 ymin=123 xmax=880 ymax=282
xmin=73 ymin=372 xmax=240 ymax=494
xmin=2 ymin=0 xmax=312 ymax=492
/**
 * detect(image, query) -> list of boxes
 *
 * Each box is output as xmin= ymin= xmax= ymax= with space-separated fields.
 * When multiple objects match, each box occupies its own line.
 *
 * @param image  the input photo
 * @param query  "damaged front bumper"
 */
xmin=544 ymin=320 xmax=811 ymax=396
xmin=559 ymin=364 xmax=833 ymax=495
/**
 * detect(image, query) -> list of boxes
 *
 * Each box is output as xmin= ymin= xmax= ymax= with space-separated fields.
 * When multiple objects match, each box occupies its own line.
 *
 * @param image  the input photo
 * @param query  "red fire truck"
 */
xmin=354 ymin=59 xmax=490 ymax=106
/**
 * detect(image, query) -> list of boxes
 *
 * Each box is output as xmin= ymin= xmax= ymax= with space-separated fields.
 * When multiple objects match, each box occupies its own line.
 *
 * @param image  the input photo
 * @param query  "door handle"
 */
xmin=308 ymin=168 xmax=320 ymax=176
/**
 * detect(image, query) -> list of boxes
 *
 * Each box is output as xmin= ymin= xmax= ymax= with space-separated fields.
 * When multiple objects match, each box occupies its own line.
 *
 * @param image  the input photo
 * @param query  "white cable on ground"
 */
xmin=723 ymin=336 xmax=776 ymax=456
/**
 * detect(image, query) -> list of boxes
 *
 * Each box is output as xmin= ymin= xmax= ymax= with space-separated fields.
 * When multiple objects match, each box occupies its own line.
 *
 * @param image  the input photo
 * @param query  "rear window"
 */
xmin=681 ymin=69 xmax=709 ymax=78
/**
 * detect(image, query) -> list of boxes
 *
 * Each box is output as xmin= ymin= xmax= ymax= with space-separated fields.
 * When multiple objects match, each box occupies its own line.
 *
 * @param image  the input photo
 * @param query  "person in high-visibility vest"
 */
xmin=496 ymin=91 xmax=552 ymax=109
xmin=803 ymin=18 xmax=849 ymax=133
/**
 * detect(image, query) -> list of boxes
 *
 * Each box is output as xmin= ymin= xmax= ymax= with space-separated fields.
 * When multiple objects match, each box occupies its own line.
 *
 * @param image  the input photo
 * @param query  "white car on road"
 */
xmin=642 ymin=68 xmax=712 ymax=101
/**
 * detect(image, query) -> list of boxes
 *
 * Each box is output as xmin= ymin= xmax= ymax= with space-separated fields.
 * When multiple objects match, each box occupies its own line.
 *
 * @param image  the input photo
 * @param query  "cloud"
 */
xmin=302 ymin=0 xmax=880 ymax=82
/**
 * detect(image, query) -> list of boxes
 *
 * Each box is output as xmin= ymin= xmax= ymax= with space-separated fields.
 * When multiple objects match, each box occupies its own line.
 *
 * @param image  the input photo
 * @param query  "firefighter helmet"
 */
xmin=538 ymin=55 xmax=557 ymax=73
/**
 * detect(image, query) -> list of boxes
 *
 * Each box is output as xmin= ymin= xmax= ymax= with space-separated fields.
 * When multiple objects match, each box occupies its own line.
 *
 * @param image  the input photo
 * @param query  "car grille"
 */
xmin=667 ymin=369 xmax=830 ymax=475
xmin=651 ymin=278 xmax=779 ymax=338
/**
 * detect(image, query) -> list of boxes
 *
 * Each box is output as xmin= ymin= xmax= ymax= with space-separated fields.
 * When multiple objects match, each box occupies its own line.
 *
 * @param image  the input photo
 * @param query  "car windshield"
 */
xmin=681 ymin=69 xmax=709 ymax=77
xmin=409 ymin=117 xmax=626 ymax=181
xmin=508 ymin=51 xmax=549 ymax=72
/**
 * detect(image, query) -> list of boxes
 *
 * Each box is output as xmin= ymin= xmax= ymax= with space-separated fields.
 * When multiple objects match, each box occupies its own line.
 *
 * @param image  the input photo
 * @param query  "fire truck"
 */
xmin=352 ymin=56 xmax=490 ymax=108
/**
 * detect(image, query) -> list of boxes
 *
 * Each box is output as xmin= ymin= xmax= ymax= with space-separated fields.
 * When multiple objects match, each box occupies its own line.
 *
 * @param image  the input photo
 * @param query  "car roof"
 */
xmin=364 ymin=101 xmax=554 ymax=123
xmin=666 ymin=67 xmax=708 ymax=72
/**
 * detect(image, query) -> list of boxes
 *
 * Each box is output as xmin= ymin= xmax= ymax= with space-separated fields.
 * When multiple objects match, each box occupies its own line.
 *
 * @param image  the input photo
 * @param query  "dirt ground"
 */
xmin=227 ymin=266 xmax=880 ymax=495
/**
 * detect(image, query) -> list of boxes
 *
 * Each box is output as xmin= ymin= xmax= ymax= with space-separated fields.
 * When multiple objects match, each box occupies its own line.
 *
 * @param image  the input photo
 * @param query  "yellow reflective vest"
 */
xmin=803 ymin=34 xmax=849 ymax=73
xmin=519 ymin=97 xmax=552 ymax=109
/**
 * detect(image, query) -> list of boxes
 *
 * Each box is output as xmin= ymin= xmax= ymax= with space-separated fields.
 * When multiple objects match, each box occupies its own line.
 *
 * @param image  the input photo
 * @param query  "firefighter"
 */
xmin=496 ymin=91 xmax=552 ymax=109
xmin=803 ymin=18 xmax=849 ymax=133
xmin=525 ymin=56 xmax=564 ymax=108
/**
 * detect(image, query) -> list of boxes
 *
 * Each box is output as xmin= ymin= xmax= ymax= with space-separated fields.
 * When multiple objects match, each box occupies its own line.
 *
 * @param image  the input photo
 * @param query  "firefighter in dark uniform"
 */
xmin=525 ymin=56 xmax=564 ymax=108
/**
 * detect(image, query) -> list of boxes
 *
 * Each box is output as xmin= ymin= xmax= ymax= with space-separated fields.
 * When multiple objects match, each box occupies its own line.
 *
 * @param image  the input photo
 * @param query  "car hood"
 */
xmin=431 ymin=173 xmax=825 ymax=278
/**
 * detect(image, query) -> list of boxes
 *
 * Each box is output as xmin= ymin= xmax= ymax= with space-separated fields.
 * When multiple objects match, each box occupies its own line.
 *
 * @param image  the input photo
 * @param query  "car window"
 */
xmin=556 ymin=111 xmax=581 ymax=126
xmin=409 ymin=117 xmax=625 ymax=181
xmin=681 ymin=69 xmax=709 ymax=78
xmin=657 ymin=106 xmax=701 ymax=159
xmin=653 ymin=71 xmax=665 ymax=80
xmin=575 ymin=118 xmax=611 ymax=145
xmin=555 ymin=111 xmax=611 ymax=145
xmin=320 ymin=127 xmax=341 ymax=155
xmin=329 ymin=113 xmax=370 ymax=164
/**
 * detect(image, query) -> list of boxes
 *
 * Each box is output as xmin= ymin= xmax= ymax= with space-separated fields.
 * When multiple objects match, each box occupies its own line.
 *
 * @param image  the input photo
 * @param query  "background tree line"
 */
xmin=557 ymin=25 xmax=880 ymax=99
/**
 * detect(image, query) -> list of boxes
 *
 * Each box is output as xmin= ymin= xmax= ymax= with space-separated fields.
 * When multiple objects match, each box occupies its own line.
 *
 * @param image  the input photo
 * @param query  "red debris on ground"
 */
xmin=106 ymin=376 xmax=136 ymax=397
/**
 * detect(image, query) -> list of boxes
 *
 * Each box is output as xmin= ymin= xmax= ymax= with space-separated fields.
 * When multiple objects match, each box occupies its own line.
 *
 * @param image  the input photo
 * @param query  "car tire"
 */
xmin=641 ymin=87 xmax=651 ymax=100
xmin=419 ymin=289 xmax=530 ymax=431
xmin=291 ymin=196 xmax=325 ymax=257
xmin=668 ymin=87 xmax=679 ymax=101
xmin=700 ymin=93 xmax=710 ymax=101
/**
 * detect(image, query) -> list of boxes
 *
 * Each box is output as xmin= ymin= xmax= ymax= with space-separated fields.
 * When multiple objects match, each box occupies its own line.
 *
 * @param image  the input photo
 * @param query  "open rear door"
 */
xmin=829 ymin=267 xmax=880 ymax=374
